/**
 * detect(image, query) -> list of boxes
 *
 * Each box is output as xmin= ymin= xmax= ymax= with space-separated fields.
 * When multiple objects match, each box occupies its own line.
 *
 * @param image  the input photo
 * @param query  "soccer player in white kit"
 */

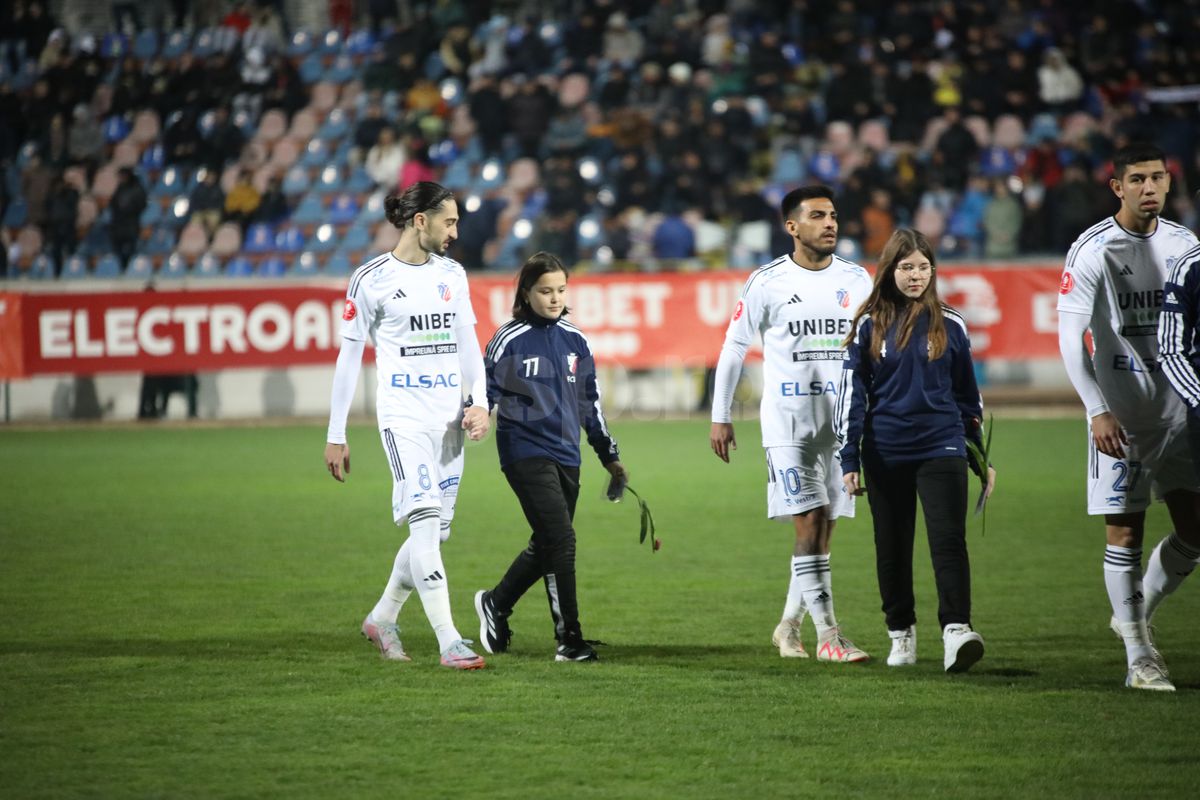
xmin=710 ymin=185 xmax=873 ymax=662
xmin=1057 ymin=143 xmax=1200 ymax=692
xmin=324 ymin=182 xmax=491 ymax=670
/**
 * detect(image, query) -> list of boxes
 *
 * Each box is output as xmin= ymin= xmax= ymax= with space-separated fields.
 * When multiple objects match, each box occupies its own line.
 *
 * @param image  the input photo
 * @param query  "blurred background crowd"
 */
xmin=2 ymin=0 xmax=1200 ymax=280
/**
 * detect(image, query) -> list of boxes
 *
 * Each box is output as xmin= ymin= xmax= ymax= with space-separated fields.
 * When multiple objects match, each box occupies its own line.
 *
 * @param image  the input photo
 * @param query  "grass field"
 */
xmin=2 ymin=416 xmax=1198 ymax=798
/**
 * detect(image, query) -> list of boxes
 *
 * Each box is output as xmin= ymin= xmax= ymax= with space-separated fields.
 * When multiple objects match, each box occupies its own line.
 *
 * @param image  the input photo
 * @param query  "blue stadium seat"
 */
xmin=328 ymin=195 xmax=360 ymax=226
xmin=317 ymin=109 xmax=349 ymax=141
xmin=2 ymin=197 xmax=28 ymax=228
xmin=325 ymin=252 xmax=351 ymax=276
xmin=259 ymin=257 xmax=288 ymax=277
xmin=341 ymin=224 xmax=370 ymax=252
xmin=345 ymin=29 xmax=375 ymax=56
xmin=358 ymin=193 xmax=385 ymax=223
xmin=300 ymin=139 xmax=328 ymax=168
xmin=299 ymin=53 xmax=323 ymax=83
xmin=103 ymin=115 xmax=131 ymax=144
xmin=282 ymin=165 xmax=311 ymax=196
xmin=154 ymin=165 xmax=192 ymax=198
xmin=225 ymin=256 xmax=255 ymax=277
xmin=197 ymin=109 xmax=216 ymax=138
xmin=125 ymin=254 xmax=155 ymax=281
xmin=192 ymin=28 xmax=218 ymax=58
xmin=141 ymin=226 xmax=176 ymax=256
xmin=61 ymin=255 xmax=90 ymax=280
xmin=140 ymin=143 xmax=165 ymax=172
xmin=194 ymin=252 xmax=222 ymax=277
xmin=243 ymin=223 xmax=277 ymax=254
xmin=162 ymin=253 xmax=189 ymax=278
xmin=292 ymin=251 xmax=320 ymax=276
xmin=162 ymin=30 xmax=189 ymax=59
xmin=307 ymin=224 xmax=338 ymax=253
xmin=318 ymin=30 xmax=344 ymax=56
xmin=140 ymin=202 xmax=163 ymax=227
xmin=93 ymin=254 xmax=122 ymax=278
xmin=77 ymin=226 xmax=112 ymax=259
xmin=343 ymin=169 xmax=372 ymax=194
xmin=287 ymin=30 xmax=314 ymax=58
xmin=772 ymin=150 xmax=805 ymax=185
xmin=274 ymin=225 xmax=306 ymax=253
xmin=441 ymin=159 xmax=472 ymax=191
xmin=315 ymin=166 xmax=344 ymax=194
xmin=28 ymin=254 xmax=54 ymax=280
xmin=165 ymin=196 xmax=191 ymax=227
xmin=291 ymin=193 xmax=325 ymax=227
xmin=325 ymin=54 xmax=356 ymax=84
xmin=133 ymin=30 xmax=159 ymax=59
xmin=100 ymin=33 xmax=129 ymax=59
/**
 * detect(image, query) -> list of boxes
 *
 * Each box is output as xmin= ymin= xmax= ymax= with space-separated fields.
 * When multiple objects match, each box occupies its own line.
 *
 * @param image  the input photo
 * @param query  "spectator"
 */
xmin=44 ymin=174 xmax=79 ymax=274
xmin=66 ymin=104 xmax=102 ymax=176
xmin=20 ymin=151 xmax=53 ymax=228
xmin=365 ymin=126 xmax=406 ymax=190
xmin=190 ymin=169 xmax=225 ymax=236
xmin=204 ymin=106 xmax=246 ymax=170
xmin=164 ymin=109 xmax=203 ymax=167
xmin=508 ymin=77 xmax=555 ymax=159
xmin=468 ymin=73 xmax=507 ymax=157
xmin=1038 ymin=48 xmax=1084 ymax=112
xmin=983 ymin=178 xmax=1022 ymax=258
xmin=862 ymin=188 xmax=897 ymax=259
xmin=397 ymin=137 xmax=435 ymax=190
xmin=651 ymin=209 xmax=695 ymax=260
xmin=603 ymin=12 xmax=644 ymax=66
xmin=253 ymin=175 xmax=290 ymax=225
xmin=933 ymin=106 xmax=978 ymax=192
xmin=223 ymin=169 xmax=260 ymax=230
xmin=109 ymin=167 xmax=147 ymax=270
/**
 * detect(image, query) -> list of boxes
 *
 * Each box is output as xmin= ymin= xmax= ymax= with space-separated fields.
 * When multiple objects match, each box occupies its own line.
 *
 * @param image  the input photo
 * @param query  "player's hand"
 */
xmin=462 ymin=405 xmax=490 ymax=441
xmin=710 ymin=422 xmax=736 ymax=463
xmin=984 ymin=466 xmax=997 ymax=500
xmin=325 ymin=442 xmax=350 ymax=482
xmin=1091 ymin=411 xmax=1128 ymax=459
xmin=843 ymin=471 xmax=866 ymax=496
xmin=605 ymin=461 xmax=628 ymax=482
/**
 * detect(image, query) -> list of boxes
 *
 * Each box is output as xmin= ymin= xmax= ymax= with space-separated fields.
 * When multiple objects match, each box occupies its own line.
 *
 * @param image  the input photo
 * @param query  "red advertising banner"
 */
xmin=0 ymin=266 xmax=1065 ymax=379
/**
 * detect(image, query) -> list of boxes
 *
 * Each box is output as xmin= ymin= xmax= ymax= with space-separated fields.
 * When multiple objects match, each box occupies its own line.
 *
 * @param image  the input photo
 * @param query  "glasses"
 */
xmin=896 ymin=264 xmax=934 ymax=275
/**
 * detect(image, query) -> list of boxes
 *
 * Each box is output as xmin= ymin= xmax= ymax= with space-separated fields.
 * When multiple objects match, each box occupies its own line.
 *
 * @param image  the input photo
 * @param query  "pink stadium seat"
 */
xmin=964 ymin=115 xmax=993 ymax=148
xmin=130 ymin=109 xmax=161 ymax=146
xmin=252 ymin=164 xmax=275 ymax=192
xmin=177 ymin=221 xmax=209 ymax=259
xmin=920 ymin=116 xmax=950 ymax=153
xmin=91 ymin=164 xmax=120 ymax=206
xmin=993 ymin=114 xmax=1026 ymax=150
xmin=857 ymin=119 xmax=890 ymax=152
xmin=310 ymin=81 xmax=338 ymax=114
xmin=558 ymin=73 xmax=590 ymax=107
xmin=256 ymin=109 xmax=288 ymax=144
xmin=506 ymin=158 xmax=540 ymax=193
xmin=210 ymin=222 xmax=242 ymax=259
xmin=76 ymin=195 xmax=99 ymax=232
xmin=112 ymin=139 xmax=142 ymax=168
xmin=914 ymin=205 xmax=947 ymax=243
xmin=824 ymin=121 xmax=854 ymax=156
xmin=15 ymin=226 xmax=44 ymax=267
xmin=220 ymin=164 xmax=241 ymax=192
xmin=269 ymin=137 xmax=301 ymax=171
xmin=288 ymin=109 xmax=318 ymax=140
xmin=63 ymin=165 xmax=88 ymax=192
xmin=337 ymin=80 xmax=362 ymax=111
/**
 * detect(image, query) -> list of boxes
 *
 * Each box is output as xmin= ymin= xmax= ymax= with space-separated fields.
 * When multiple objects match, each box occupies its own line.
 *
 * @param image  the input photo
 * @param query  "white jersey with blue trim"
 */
xmin=340 ymin=251 xmax=476 ymax=433
xmin=724 ymin=253 xmax=872 ymax=447
xmin=1057 ymin=217 xmax=1198 ymax=429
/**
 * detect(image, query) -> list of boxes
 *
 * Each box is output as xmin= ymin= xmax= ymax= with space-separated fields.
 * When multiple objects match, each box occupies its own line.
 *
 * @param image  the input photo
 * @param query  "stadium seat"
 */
xmin=192 ymin=28 xmax=218 ymax=58
xmin=224 ymin=256 xmax=255 ymax=277
xmin=325 ymin=54 xmax=356 ymax=84
xmin=310 ymin=81 xmax=337 ymax=113
xmin=27 ymin=253 xmax=54 ymax=279
xmin=243 ymin=223 xmax=276 ymax=254
xmin=257 ymin=109 xmax=288 ymax=145
xmin=325 ymin=252 xmax=351 ymax=275
xmin=111 ymin=139 xmax=141 ymax=169
xmin=103 ymin=114 xmax=131 ymax=144
xmin=154 ymin=165 xmax=190 ymax=199
xmin=100 ymin=33 xmax=128 ymax=59
xmin=315 ymin=165 xmax=344 ymax=194
xmin=61 ymin=254 xmax=90 ymax=280
xmin=301 ymin=139 xmax=329 ymax=168
xmin=93 ymin=254 xmax=122 ymax=278
xmin=292 ymin=251 xmax=320 ymax=276
xmin=162 ymin=253 xmax=190 ymax=279
xmin=307 ymin=223 xmax=337 ymax=252
xmin=76 ymin=225 xmax=112 ymax=259
xmin=210 ymin=222 xmax=242 ymax=259
xmin=441 ymin=158 xmax=472 ymax=191
xmin=91 ymin=165 xmax=120 ymax=205
xmin=194 ymin=252 xmax=222 ymax=277
xmin=358 ymin=192 xmax=385 ymax=223
xmin=140 ymin=143 xmax=165 ymax=171
xmin=299 ymin=53 xmax=324 ymax=84
xmin=328 ymin=195 xmax=360 ymax=226
xmin=291 ymin=194 xmax=325 ymax=227
xmin=341 ymin=223 xmax=370 ymax=252
xmin=345 ymin=29 xmax=375 ymax=56
xmin=343 ymin=169 xmax=372 ymax=194
xmin=269 ymin=137 xmax=301 ymax=171
xmin=771 ymin=150 xmax=805 ymax=185
xmin=337 ymin=80 xmax=362 ymax=112
xmin=964 ymin=115 xmax=993 ymax=148
xmin=162 ymin=30 xmax=189 ymax=59
xmin=133 ymin=30 xmax=159 ymax=60
xmin=319 ymin=29 xmax=343 ymax=56
xmin=282 ymin=165 xmax=311 ymax=196
xmin=274 ymin=225 xmax=306 ymax=253
xmin=176 ymin=221 xmax=209 ymax=260
xmin=287 ymin=109 xmax=318 ymax=141
xmin=317 ymin=108 xmax=349 ymax=141
xmin=140 ymin=202 xmax=163 ymax=228
xmin=993 ymin=115 xmax=1026 ymax=151
xmin=165 ymin=196 xmax=191 ymax=227
xmin=125 ymin=254 xmax=155 ymax=281
xmin=2 ymin=197 xmax=28 ymax=228
xmin=259 ymin=256 xmax=288 ymax=277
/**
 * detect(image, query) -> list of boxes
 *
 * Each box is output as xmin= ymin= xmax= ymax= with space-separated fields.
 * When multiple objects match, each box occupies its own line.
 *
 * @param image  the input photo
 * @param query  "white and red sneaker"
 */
xmin=361 ymin=615 xmax=412 ymax=662
xmin=771 ymin=617 xmax=809 ymax=659
xmin=440 ymin=639 xmax=486 ymax=670
xmin=816 ymin=628 xmax=870 ymax=663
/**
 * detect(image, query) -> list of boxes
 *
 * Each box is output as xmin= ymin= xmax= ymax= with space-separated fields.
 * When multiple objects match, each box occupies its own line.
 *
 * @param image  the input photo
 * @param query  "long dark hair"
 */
xmin=384 ymin=181 xmax=452 ymax=229
xmin=843 ymin=228 xmax=947 ymax=361
xmin=512 ymin=251 xmax=570 ymax=322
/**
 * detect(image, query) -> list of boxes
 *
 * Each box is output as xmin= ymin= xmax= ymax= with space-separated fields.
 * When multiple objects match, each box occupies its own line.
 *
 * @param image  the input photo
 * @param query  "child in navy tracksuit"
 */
xmin=836 ymin=229 xmax=996 ymax=673
xmin=474 ymin=252 xmax=625 ymax=662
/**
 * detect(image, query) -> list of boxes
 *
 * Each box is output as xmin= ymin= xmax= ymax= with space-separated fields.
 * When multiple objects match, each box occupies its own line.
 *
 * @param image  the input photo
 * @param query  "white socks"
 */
xmin=369 ymin=538 xmax=414 ymax=624
xmin=1104 ymin=545 xmax=1152 ymax=666
xmin=403 ymin=508 xmax=462 ymax=651
xmin=782 ymin=556 xmax=809 ymax=622
xmin=793 ymin=554 xmax=837 ymax=634
xmin=1143 ymin=532 xmax=1200 ymax=621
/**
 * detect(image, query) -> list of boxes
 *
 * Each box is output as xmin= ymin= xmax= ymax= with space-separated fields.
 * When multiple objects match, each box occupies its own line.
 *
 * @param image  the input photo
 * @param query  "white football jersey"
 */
xmin=724 ymin=254 xmax=873 ymax=447
xmin=1057 ymin=217 xmax=1199 ymax=429
xmin=341 ymin=251 xmax=476 ymax=433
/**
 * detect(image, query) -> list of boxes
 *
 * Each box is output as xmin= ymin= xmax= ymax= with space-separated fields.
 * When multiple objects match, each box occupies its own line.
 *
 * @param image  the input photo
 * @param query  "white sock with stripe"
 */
xmin=369 ymin=538 xmax=414 ymax=624
xmin=1144 ymin=532 xmax=1200 ymax=621
xmin=782 ymin=556 xmax=808 ymax=622
xmin=1104 ymin=545 xmax=1152 ymax=666
xmin=794 ymin=554 xmax=837 ymax=635
xmin=408 ymin=508 xmax=461 ymax=651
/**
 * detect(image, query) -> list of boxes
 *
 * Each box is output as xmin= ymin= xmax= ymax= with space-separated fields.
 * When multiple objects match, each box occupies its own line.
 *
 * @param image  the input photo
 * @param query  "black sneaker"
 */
xmin=555 ymin=638 xmax=599 ymax=662
xmin=474 ymin=589 xmax=511 ymax=654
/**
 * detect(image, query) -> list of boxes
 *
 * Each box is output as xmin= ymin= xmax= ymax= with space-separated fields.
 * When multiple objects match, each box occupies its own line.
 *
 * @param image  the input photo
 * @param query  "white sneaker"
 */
xmin=771 ymin=615 xmax=809 ymax=658
xmin=1126 ymin=656 xmax=1175 ymax=692
xmin=1109 ymin=616 xmax=1168 ymax=676
xmin=942 ymin=623 xmax=984 ymax=673
xmin=816 ymin=627 xmax=870 ymax=663
xmin=361 ymin=615 xmax=412 ymax=662
xmin=887 ymin=626 xmax=917 ymax=666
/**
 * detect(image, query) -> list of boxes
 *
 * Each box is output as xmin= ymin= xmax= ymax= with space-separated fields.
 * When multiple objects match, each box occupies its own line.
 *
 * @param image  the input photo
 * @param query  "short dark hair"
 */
xmin=780 ymin=184 xmax=835 ymax=222
xmin=512 ymin=251 xmax=569 ymax=322
xmin=384 ymin=181 xmax=453 ymax=229
xmin=1112 ymin=143 xmax=1167 ymax=179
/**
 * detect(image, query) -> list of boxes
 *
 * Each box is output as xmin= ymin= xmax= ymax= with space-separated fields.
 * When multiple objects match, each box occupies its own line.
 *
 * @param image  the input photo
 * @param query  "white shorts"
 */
xmin=765 ymin=444 xmax=855 ymax=522
xmin=379 ymin=427 xmax=465 ymax=528
xmin=1086 ymin=422 xmax=1199 ymax=515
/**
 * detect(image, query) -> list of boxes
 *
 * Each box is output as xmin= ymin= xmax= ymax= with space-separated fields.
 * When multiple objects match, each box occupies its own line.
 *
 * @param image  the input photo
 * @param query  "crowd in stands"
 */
xmin=2 ymin=0 xmax=1200 ymax=280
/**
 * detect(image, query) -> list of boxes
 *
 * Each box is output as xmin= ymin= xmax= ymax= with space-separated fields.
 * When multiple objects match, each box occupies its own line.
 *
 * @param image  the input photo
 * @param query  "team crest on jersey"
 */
xmin=732 ymin=299 xmax=745 ymax=321
xmin=1166 ymin=257 xmax=1178 ymax=273
xmin=567 ymin=353 xmax=578 ymax=374
xmin=836 ymin=289 xmax=850 ymax=308
xmin=1059 ymin=272 xmax=1074 ymax=295
xmin=437 ymin=283 xmax=452 ymax=302
xmin=342 ymin=298 xmax=357 ymax=321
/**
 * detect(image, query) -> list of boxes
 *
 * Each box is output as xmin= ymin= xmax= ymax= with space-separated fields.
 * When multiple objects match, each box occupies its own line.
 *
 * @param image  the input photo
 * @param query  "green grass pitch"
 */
xmin=2 ymin=416 xmax=1198 ymax=798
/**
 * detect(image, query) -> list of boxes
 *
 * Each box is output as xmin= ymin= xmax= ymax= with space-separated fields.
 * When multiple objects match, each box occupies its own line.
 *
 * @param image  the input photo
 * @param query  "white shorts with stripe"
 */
xmin=379 ymin=427 xmax=465 ymax=531
xmin=1086 ymin=422 xmax=1198 ymax=515
xmin=765 ymin=444 xmax=855 ymax=522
